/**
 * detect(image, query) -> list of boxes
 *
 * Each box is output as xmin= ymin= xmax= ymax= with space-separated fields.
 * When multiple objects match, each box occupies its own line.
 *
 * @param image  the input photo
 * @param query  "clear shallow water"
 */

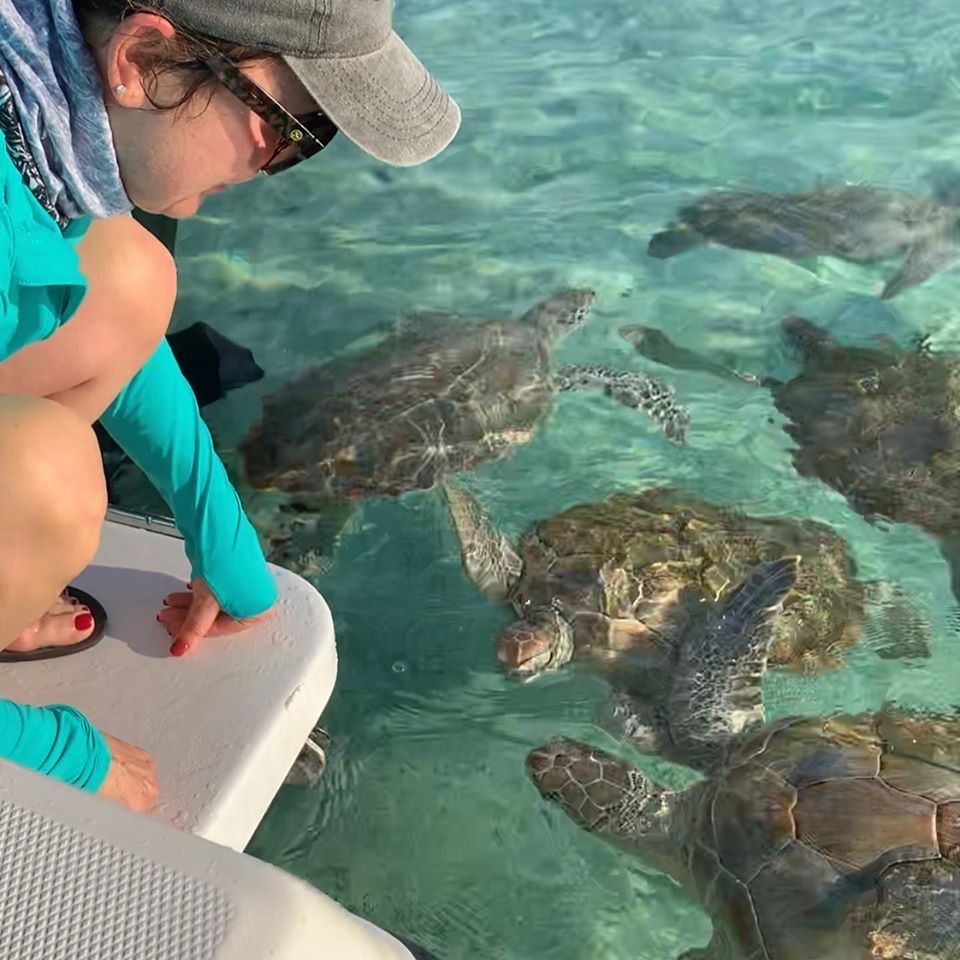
xmin=117 ymin=2 xmax=960 ymax=957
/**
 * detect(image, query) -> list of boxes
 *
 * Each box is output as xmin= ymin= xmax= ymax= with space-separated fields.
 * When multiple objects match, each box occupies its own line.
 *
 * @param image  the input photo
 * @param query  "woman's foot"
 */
xmin=4 ymin=591 xmax=95 ymax=653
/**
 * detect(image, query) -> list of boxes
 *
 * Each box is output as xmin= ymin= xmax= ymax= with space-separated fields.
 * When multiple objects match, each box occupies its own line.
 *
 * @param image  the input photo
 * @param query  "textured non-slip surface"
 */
xmin=0 ymin=799 xmax=232 ymax=960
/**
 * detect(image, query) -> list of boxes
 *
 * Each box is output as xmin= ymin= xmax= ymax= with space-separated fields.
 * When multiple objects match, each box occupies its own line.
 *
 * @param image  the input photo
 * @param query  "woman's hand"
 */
xmin=98 ymin=733 xmax=159 ymax=812
xmin=157 ymin=578 xmax=274 ymax=656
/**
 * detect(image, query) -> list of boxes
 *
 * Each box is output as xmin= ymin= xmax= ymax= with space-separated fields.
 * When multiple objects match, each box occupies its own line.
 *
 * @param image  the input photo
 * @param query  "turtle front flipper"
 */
xmin=556 ymin=363 xmax=691 ymax=442
xmin=666 ymin=556 xmax=800 ymax=768
xmin=443 ymin=482 xmax=522 ymax=602
xmin=647 ymin=224 xmax=704 ymax=259
xmin=880 ymin=234 xmax=960 ymax=300
xmin=620 ymin=324 xmax=759 ymax=385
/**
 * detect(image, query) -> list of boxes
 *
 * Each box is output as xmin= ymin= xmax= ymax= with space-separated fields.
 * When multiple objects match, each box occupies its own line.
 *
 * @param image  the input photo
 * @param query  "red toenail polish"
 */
xmin=74 ymin=613 xmax=94 ymax=631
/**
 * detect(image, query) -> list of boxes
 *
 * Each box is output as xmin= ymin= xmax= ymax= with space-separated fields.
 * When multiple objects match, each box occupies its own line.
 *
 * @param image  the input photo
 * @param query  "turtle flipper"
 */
xmin=881 ymin=236 xmax=960 ymax=300
xmin=647 ymin=225 xmax=704 ymax=259
xmin=556 ymin=364 xmax=690 ymax=442
xmin=666 ymin=556 xmax=800 ymax=767
xmin=620 ymin=324 xmax=760 ymax=385
xmin=443 ymin=482 xmax=522 ymax=602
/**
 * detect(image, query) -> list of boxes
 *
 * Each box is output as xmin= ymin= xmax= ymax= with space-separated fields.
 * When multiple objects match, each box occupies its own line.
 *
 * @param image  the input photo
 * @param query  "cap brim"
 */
xmin=284 ymin=32 xmax=461 ymax=167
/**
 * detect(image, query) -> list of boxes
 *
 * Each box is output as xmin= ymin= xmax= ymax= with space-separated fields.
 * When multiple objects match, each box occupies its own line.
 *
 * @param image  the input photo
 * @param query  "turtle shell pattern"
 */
xmin=773 ymin=336 xmax=960 ymax=540
xmin=242 ymin=318 xmax=553 ymax=498
xmin=684 ymin=710 xmax=960 ymax=959
xmin=509 ymin=487 xmax=863 ymax=672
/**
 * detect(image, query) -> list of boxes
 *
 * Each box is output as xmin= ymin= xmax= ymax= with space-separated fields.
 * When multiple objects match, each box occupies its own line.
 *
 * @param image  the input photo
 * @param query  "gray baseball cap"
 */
xmin=153 ymin=0 xmax=461 ymax=166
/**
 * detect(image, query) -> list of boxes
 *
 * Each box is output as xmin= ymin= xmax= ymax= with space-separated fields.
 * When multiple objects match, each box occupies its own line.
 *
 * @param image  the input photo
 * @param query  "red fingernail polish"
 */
xmin=74 ymin=613 xmax=94 ymax=631
xmin=171 ymin=641 xmax=188 ymax=657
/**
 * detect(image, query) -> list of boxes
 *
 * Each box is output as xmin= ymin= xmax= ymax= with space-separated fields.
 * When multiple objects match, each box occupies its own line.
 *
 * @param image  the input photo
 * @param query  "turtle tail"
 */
xmin=647 ymin=225 xmax=703 ymax=259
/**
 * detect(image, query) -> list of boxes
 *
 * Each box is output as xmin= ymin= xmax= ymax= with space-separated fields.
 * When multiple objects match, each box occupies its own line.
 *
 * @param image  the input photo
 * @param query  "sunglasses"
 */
xmin=200 ymin=49 xmax=339 ymax=176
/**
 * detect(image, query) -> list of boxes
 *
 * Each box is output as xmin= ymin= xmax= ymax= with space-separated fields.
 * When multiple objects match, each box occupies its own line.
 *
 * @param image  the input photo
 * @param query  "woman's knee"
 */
xmin=77 ymin=214 xmax=178 ymax=354
xmin=0 ymin=396 xmax=106 ymax=560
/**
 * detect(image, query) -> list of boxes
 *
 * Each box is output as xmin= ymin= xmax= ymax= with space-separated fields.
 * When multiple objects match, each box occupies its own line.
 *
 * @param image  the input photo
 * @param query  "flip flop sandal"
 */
xmin=0 ymin=587 xmax=108 ymax=662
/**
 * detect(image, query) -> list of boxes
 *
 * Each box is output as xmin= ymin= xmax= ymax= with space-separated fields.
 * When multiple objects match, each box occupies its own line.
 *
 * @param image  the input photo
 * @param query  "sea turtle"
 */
xmin=527 ymin=556 xmax=960 ymax=960
xmin=647 ymin=185 xmax=960 ymax=299
xmin=623 ymin=317 xmax=960 ymax=601
xmin=444 ymin=482 xmax=878 ymax=681
xmin=239 ymin=289 xmax=690 ymax=501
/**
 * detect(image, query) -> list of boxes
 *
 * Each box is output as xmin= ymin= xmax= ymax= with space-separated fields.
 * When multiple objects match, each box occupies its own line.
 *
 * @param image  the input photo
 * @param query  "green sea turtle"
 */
xmin=239 ymin=290 xmax=689 ymax=501
xmin=623 ymin=316 xmax=960 ymax=602
xmin=527 ymin=556 xmax=960 ymax=960
xmin=444 ymin=482 xmax=881 ymax=681
xmin=647 ymin=185 xmax=960 ymax=299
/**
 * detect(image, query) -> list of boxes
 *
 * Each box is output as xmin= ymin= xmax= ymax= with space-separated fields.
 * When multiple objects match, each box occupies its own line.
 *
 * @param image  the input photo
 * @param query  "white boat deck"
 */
xmin=0 ymin=510 xmax=338 ymax=851
xmin=0 ymin=758 xmax=417 ymax=960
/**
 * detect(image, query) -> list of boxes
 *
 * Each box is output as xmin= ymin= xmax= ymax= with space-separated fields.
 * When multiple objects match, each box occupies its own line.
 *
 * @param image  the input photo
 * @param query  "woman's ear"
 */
xmin=103 ymin=11 xmax=179 ymax=109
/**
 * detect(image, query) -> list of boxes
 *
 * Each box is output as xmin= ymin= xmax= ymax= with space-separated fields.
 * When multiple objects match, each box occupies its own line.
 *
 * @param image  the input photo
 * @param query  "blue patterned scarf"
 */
xmin=0 ymin=0 xmax=130 ymax=224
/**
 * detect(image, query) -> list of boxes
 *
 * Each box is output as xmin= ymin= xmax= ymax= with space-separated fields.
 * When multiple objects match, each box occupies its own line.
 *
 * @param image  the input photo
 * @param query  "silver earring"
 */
xmin=115 ymin=84 xmax=127 ymax=95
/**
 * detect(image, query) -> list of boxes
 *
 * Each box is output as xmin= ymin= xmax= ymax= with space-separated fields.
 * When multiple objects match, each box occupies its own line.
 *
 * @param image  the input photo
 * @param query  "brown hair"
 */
xmin=74 ymin=0 xmax=270 ymax=111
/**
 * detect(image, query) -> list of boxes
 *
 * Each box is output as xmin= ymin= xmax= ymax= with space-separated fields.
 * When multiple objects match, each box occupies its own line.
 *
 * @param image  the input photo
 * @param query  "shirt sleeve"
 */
xmin=98 ymin=338 xmax=278 ymax=619
xmin=0 ymin=700 xmax=111 ymax=791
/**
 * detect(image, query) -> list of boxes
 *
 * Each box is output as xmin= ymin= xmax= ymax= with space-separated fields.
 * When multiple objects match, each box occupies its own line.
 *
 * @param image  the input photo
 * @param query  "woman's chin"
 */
xmin=154 ymin=195 xmax=205 ymax=219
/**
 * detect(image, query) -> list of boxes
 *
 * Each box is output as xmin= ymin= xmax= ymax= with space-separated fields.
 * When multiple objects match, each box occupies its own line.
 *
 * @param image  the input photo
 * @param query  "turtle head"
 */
xmin=521 ymin=289 xmax=596 ymax=337
xmin=495 ymin=605 xmax=574 ymax=679
xmin=526 ymin=738 xmax=666 ymax=842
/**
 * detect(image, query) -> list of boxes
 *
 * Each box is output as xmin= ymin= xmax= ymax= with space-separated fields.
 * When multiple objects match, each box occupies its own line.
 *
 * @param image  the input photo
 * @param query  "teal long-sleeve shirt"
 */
xmin=0 ymin=146 xmax=277 ymax=791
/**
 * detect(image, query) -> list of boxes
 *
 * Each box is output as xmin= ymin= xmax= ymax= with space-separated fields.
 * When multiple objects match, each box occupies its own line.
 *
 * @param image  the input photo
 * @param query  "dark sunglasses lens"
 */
xmin=262 ymin=115 xmax=339 ymax=176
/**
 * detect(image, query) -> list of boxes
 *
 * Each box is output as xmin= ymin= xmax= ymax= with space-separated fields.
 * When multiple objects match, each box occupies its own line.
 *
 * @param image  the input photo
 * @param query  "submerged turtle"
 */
xmin=624 ymin=317 xmax=960 ymax=601
xmin=647 ymin=185 xmax=960 ymax=299
xmin=239 ymin=290 xmax=689 ymax=501
xmin=444 ymin=482 xmax=876 ymax=680
xmin=528 ymin=556 xmax=960 ymax=960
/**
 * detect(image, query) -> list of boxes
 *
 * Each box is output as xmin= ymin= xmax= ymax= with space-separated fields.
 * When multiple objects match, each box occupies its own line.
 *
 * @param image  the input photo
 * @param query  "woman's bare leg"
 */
xmin=0 ymin=395 xmax=107 ymax=650
xmin=0 ymin=215 xmax=175 ymax=651
xmin=0 ymin=214 xmax=176 ymax=424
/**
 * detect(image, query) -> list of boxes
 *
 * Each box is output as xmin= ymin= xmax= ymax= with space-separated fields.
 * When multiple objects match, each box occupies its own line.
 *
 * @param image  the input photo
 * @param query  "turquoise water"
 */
xmin=122 ymin=2 xmax=960 ymax=957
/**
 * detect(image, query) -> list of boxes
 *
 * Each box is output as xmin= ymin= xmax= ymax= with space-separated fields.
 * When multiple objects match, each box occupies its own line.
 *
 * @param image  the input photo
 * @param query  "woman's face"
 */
xmin=97 ymin=13 xmax=318 ymax=217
